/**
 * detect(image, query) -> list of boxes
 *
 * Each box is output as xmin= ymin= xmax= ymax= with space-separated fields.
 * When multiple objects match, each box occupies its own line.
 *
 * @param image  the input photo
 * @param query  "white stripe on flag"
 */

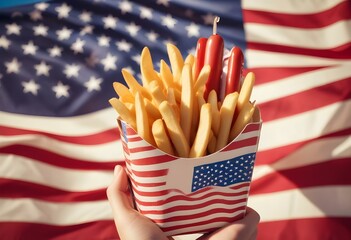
xmin=246 ymin=20 xmax=351 ymax=49
xmin=248 ymin=185 xmax=351 ymax=221
xmin=0 ymin=135 xmax=123 ymax=162
xmin=252 ymin=64 xmax=351 ymax=104
xmin=0 ymin=154 xmax=113 ymax=191
xmin=259 ymin=99 xmax=351 ymax=151
xmin=0 ymin=108 xmax=117 ymax=135
xmin=0 ymin=198 xmax=113 ymax=225
xmin=242 ymin=0 xmax=345 ymax=14
xmin=245 ymin=50 xmax=351 ymax=68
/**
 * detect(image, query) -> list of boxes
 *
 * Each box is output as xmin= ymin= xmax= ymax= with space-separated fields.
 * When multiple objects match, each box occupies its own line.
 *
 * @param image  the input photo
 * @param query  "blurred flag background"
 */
xmin=0 ymin=0 xmax=350 ymax=239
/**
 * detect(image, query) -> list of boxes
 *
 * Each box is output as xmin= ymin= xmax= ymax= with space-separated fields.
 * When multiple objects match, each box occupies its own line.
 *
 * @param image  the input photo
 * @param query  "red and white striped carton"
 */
xmin=117 ymin=108 xmax=262 ymax=236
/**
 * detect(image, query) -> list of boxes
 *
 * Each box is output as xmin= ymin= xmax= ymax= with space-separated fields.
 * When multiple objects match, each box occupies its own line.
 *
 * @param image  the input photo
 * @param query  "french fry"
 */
xmin=143 ymin=98 xmax=162 ymax=120
xmin=152 ymin=119 xmax=175 ymax=156
xmin=208 ymin=90 xmax=220 ymax=136
xmin=135 ymin=92 xmax=155 ymax=146
xmin=140 ymin=47 xmax=161 ymax=87
xmin=196 ymin=90 xmax=206 ymax=111
xmin=237 ymin=72 xmax=255 ymax=112
xmin=167 ymin=43 xmax=184 ymax=87
xmin=190 ymin=90 xmax=199 ymax=144
xmin=109 ymin=97 xmax=136 ymax=130
xmin=149 ymin=80 xmax=167 ymax=106
xmin=184 ymin=54 xmax=195 ymax=67
xmin=159 ymin=101 xmax=189 ymax=157
xmin=189 ymin=103 xmax=212 ymax=158
xmin=229 ymin=101 xmax=255 ymax=141
xmin=121 ymin=68 xmax=152 ymax=100
xmin=124 ymin=102 xmax=135 ymax=114
xmin=113 ymin=82 xmax=134 ymax=103
xmin=207 ymin=130 xmax=217 ymax=154
xmin=160 ymin=60 xmax=176 ymax=90
xmin=167 ymin=88 xmax=180 ymax=122
xmin=180 ymin=64 xmax=194 ymax=144
xmin=215 ymin=92 xmax=239 ymax=152
xmin=194 ymin=65 xmax=211 ymax=93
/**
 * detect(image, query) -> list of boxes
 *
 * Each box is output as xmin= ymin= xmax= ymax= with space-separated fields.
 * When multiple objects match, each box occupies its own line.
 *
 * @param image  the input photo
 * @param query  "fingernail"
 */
xmin=114 ymin=165 xmax=122 ymax=176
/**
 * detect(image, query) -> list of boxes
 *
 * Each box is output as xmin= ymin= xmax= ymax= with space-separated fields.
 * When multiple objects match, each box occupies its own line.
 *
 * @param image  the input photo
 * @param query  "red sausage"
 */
xmin=194 ymin=38 xmax=208 ymax=80
xmin=203 ymin=34 xmax=224 ymax=100
xmin=225 ymin=46 xmax=244 ymax=95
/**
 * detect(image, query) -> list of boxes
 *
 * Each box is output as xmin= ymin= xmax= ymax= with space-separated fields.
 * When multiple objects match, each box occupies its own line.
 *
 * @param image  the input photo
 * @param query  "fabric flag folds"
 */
xmin=0 ymin=0 xmax=350 ymax=239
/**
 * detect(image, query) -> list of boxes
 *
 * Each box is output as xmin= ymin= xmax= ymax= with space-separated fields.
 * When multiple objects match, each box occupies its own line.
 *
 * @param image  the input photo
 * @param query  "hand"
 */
xmin=196 ymin=207 xmax=260 ymax=240
xmin=107 ymin=165 xmax=260 ymax=240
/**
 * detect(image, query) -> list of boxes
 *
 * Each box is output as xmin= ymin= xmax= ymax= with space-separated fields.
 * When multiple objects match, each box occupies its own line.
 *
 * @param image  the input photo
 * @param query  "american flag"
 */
xmin=0 ymin=0 xmax=350 ymax=240
xmin=119 ymin=119 xmax=261 ymax=236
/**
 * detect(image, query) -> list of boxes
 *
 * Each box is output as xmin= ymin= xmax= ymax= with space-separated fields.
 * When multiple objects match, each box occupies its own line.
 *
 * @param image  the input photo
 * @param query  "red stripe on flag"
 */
xmin=247 ymin=66 xmax=325 ymax=85
xmin=0 ymin=221 xmax=118 ymax=240
xmin=152 ymin=206 xmax=246 ymax=224
xmin=244 ymin=1 xmax=351 ymax=28
xmin=140 ymin=198 xmax=247 ymax=215
xmin=257 ymin=218 xmax=351 ymax=240
xmin=0 ymin=145 xmax=118 ymax=170
xmin=259 ymin=77 xmax=351 ymax=121
xmin=0 ymin=126 xmax=120 ymax=145
xmin=256 ymin=127 xmax=351 ymax=166
xmin=0 ymin=178 xmax=108 ymax=202
xmin=247 ymin=42 xmax=351 ymax=59
xmin=223 ymin=137 xmax=259 ymax=152
xmin=251 ymin=158 xmax=351 ymax=194
xmin=160 ymin=215 xmax=245 ymax=233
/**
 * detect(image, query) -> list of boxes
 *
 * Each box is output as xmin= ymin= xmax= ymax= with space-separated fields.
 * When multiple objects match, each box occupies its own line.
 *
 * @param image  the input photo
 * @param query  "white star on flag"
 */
xmin=98 ymin=35 xmax=111 ymax=47
xmin=84 ymin=76 xmax=102 ymax=92
xmin=125 ymin=22 xmax=140 ymax=37
xmin=185 ymin=22 xmax=200 ymax=37
xmin=5 ymin=58 xmax=21 ymax=74
xmin=48 ymin=46 xmax=63 ymax=57
xmin=22 ymin=41 xmax=38 ymax=55
xmin=33 ymin=24 xmax=48 ymax=36
xmin=55 ymin=3 xmax=72 ymax=19
xmin=116 ymin=39 xmax=132 ymax=52
xmin=6 ymin=23 xmax=21 ymax=35
xmin=79 ymin=11 xmax=92 ymax=23
xmin=139 ymin=7 xmax=153 ymax=20
xmin=119 ymin=0 xmax=132 ymax=14
xmin=35 ymin=2 xmax=49 ymax=11
xmin=63 ymin=64 xmax=80 ymax=78
xmin=34 ymin=61 xmax=51 ymax=76
xmin=102 ymin=15 xmax=118 ymax=29
xmin=101 ymin=53 xmax=117 ymax=71
xmin=56 ymin=27 xmax=72 ymax=40
xmin=161 ymin=14 xmax=177 ymax=29
xmin=52 ymin=81 xmax=70 ymax=98
xmin=0 ymin=35 xmax=11 ymax=49
xmin=146 ymin=31 xmax=158 ymax=42
xmin=22 ymin=80 xmax=40 ymax=95
xmin=71 ymin=38 xmax=86 ymax=54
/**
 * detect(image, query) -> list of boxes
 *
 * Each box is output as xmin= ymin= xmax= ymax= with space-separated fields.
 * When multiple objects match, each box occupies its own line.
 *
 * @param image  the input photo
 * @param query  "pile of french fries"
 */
xmin=109 ymin=44 xmax=256 ymax=158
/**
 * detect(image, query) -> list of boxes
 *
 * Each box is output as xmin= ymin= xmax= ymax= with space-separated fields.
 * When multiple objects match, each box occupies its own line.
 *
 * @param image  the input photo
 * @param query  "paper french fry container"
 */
xmin=116 ymin=107 xmax=262 ymax=236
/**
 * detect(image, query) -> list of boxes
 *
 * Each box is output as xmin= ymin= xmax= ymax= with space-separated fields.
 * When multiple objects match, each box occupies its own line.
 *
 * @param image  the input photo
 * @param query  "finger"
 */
xmin=106 ymin=165 xmax=136 ymax=226
xmin=107 ymin=166 xmax=168 ymax=240
xmin=196 ymin=207 xmax=260 ymax=240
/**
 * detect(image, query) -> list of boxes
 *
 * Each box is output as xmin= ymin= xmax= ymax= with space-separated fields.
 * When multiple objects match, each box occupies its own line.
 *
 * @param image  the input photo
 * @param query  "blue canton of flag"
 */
xmin=0 ymin=0 xmax=245 ymax=117
xmin=191 ymin=153 xmax=256 ymax=192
